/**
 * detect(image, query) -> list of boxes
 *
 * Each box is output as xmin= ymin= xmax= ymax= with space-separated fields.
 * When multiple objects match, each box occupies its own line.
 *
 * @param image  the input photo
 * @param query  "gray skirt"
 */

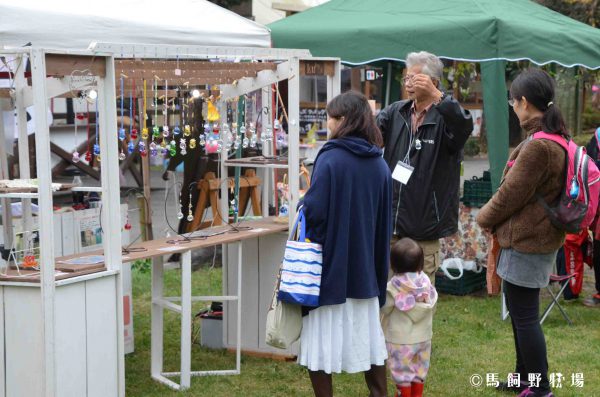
xmin=497 ymin=248 xmax=557 ymax=289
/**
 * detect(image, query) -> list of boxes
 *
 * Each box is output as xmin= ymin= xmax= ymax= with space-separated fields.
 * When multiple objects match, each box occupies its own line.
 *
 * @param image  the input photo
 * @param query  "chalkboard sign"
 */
xmin=299 ymin=107 xmax=327 ymax=135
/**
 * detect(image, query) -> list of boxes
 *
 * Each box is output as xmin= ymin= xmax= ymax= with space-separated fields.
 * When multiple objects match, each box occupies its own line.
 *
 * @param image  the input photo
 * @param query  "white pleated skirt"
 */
xmin=297 ymin=297 xmax=388 ymax=374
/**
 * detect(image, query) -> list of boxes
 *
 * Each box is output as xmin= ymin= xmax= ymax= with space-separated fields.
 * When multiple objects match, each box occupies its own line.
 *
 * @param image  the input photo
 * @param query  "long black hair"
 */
xmin=326 ymin=91 xmax=383 ymax=147
xmin=510 ymin=68 xmax=568 ymax=136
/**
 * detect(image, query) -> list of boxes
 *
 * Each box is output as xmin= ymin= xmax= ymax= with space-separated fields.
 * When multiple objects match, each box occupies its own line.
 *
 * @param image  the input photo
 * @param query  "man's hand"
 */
xmin=412 ymin=74 xmax=443 ymax=104
xmin=162 ymin=170 xmax=171 ymax=181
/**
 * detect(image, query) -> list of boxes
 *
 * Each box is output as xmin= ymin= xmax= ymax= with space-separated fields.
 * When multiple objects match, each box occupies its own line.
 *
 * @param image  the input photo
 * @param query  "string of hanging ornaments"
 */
xmin=111 ymin=75 xmax=283 ymax=162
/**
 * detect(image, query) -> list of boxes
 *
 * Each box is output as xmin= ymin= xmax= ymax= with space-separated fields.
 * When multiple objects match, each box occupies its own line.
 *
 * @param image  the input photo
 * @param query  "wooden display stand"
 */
xmin=187 ymin=169 xmax=262 ymax=231
xmin=0 ymin=49 xmax=124 ymax=397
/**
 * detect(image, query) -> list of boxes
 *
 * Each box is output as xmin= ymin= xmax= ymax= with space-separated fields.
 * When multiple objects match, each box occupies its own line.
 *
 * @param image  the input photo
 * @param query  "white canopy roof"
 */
xmin=0 ymin=0 xmax=271 ymax=51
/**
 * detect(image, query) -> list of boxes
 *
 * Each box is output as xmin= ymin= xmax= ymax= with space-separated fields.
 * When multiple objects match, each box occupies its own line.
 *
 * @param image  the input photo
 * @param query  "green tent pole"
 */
xmin=481 ymin=60 xmax=509 ymax=190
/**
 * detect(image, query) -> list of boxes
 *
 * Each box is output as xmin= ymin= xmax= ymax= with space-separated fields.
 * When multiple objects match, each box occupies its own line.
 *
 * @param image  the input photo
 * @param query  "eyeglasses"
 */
xmin=402 ymin=75 xmax=415 ymax=85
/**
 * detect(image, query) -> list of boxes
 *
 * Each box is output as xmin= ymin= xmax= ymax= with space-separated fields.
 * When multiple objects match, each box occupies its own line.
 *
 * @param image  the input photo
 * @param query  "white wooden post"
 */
xmin=287 ymin=58 xmax=301 ymax=231
xmin=180 ymin=250 xmax=192 ymax=389
xmin=261 ymin=86 xmax=272 ymax=212
xmin=14 ymin=54 xmax=33 ymax=238
xmin=97 ymin=55 xmax=125 ymax=397
xmin=0 ymin=99 xmax=12 ymax=250
xmin=30 ymin=48 xmax=56 ymax=397
xmin=151 ymin=256 xmax=164 ymax=380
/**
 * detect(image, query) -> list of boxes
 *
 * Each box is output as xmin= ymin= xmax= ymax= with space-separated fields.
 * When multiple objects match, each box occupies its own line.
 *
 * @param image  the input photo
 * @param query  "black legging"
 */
xmin=594 ymin=240 xmax=600 ymax=294
xmin=504 ymin=280 xmax=551 ymax=394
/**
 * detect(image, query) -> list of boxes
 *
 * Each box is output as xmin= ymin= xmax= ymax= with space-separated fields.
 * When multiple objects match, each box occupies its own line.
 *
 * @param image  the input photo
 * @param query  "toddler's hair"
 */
xmin=390 ymin=238 xmax=424 ymax=274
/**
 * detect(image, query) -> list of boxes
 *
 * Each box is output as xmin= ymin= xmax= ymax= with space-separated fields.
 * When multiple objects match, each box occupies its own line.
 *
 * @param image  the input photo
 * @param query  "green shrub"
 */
xmin=463 ymin=137 xmax=480 ymax=157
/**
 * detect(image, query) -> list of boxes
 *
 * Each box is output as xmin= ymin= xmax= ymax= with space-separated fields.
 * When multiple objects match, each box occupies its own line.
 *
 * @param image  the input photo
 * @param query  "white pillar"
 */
xmin=98 ymin=55 xmax=125 ymax=397
xmin=30 ymin=47 xmax=56 ymax=397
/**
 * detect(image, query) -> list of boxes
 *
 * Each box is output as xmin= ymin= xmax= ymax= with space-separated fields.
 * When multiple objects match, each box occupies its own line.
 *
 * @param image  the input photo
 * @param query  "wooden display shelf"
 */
xmin=0 ymin=183 xmax=76 ymax=193
xmin=224 ymin=156 xmax=290 ymax=169
xmin=52 ymin=217 xmax=288 ymax=266
xmin=0 ymin=264 xmax=106 ymax=283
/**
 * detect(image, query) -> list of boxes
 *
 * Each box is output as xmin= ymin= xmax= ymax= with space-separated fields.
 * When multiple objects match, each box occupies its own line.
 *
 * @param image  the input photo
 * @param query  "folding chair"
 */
xmin=540 ymin=273 xmax=576 ymax=326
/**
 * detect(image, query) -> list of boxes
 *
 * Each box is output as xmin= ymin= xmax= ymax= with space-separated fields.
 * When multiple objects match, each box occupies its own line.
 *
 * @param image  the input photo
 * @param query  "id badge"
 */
xmin=392 ymin=161 xmax=414 ymax=185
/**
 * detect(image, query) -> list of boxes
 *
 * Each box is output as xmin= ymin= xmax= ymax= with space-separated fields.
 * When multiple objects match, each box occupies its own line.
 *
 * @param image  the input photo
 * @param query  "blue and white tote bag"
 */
xmin=278 ymin=208 xmax=323 ymax=307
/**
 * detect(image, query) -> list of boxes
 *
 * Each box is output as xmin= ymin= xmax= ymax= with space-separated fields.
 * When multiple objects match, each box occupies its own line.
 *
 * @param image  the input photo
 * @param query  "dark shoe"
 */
xmin=583 ymin=293 xmax=600 ymax=307
xmin=497 ymin=380 xmax=528 ymax=393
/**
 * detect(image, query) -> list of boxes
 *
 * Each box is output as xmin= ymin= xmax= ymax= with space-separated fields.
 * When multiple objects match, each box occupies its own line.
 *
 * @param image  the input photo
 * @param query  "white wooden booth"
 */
xmin=0 ymin=48 xmax=123 ymax=397
xmin=85 ymin=43 xmax=340 ymax=390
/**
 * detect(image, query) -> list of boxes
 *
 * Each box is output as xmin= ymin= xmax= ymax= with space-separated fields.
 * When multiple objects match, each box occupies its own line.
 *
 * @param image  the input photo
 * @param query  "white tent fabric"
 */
xmin=0 ymin=0 xmax=271 ymax=50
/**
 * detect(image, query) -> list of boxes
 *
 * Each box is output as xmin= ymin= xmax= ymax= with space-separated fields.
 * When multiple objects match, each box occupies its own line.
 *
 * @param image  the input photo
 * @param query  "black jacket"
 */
xmin=377 ymin=95 xmax=473 ymax=240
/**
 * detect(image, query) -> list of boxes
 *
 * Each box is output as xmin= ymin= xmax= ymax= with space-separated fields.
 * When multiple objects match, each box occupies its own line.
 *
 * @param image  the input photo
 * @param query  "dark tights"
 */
xmin=504 ymin=280 xmax=551 ymax=394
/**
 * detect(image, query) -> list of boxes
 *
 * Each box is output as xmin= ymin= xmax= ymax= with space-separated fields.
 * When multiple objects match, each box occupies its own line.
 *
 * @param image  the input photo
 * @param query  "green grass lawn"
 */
xmin=125 ymin=265 xmax=600 ymax=396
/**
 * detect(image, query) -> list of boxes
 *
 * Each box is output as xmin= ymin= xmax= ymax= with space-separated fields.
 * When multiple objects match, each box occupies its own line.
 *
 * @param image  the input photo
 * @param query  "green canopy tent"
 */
xmin=269 ymin=0 xmax=600 ymax=188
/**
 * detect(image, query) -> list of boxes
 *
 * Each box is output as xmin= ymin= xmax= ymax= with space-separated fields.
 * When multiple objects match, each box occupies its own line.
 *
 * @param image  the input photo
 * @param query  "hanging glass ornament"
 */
xmin=179 ymin=138 xmax=186 ymax=150
xmin=139 ymin=141 xmax=147 ymax=157
xmin=274 ymin=119 xmax=281 ymax=132
xmin=266 ymin=126 xmax=273 ymax=142
xmin=161 ymin=147 xmax=169 ymax=156
xmin=127 ymin=141 xmax=135 ymax=154
xmin=131 ymin=128 xmax=138 ymax=140
xmin=93 ymin=143 xmax=100 ymax=155
xmin=184 ymin=125 xmax=191 ymax=137
xmin=199 ymin=134 xmax=206 ymax=146
xmin=207 ymin=101 xmax=220 ymax=122
xmin=233 ymin=138 xmax=241 ymax=151
xmin=118 ymin=150 xmax=125 ymax=161
xmin=242 ymin=137 xmax=249 ymax=149
xmin=162 ymin=125 xmax=170 ymax=137
xmin=222 ymin=123 xmax=230 ymax=135
xmin=169 ymin=146 xmax=177 ymax=157
xmin=160 ymin=139 xmax=167 ymax=148
xmin=189 ymin=138 xmax=197 ymax=149
xmin=85 ymin=151 xmax=92 ymax=162
xmin=118 ymin=128 xmax=126 ymax=141
xmin=142 ymin=127 xmax=149 ymax=140
xmin=152 ymin=125 xmax=161 ymax=138
xmin=240 ymin=125 xmax=247 ymax=135
xmin=72 ymin=151 xmax=81 ymax=163
xmin=177 ymin=210 xmax=184 ymax=220
xmin=216 ymin=140 xmax=223 ymax=153
xmin=96 ymin=154 xmax=101 ymax=163
xmin=173 ymin=126 xmax=181 ymax=136
xmin=150 ymin=147 xmax=158 ymax=157
xmin=150 ymin=141 xmax=157 ymax=151
xmin=250 ymin=136 xmax=257 ymax=148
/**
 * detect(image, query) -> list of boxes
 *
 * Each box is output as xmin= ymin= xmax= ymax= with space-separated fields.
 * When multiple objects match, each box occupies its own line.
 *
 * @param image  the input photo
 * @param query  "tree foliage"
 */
xmin=536 ymin=0 xmax=600 ymax=27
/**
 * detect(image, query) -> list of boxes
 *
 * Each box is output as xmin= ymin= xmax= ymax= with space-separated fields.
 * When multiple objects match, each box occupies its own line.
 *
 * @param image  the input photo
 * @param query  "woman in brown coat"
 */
xmin=476 ymin=69 xmax=567 ymax=397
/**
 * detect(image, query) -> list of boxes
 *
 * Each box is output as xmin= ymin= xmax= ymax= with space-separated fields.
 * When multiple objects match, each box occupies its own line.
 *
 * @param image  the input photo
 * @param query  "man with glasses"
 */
xmin=377 ymin=51 xmax=473 ymax=284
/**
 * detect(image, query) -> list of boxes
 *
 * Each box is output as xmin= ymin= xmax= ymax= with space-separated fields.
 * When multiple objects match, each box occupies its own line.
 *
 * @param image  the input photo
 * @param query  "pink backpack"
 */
xmin=532 ymin=131 xmax=600 ymax=233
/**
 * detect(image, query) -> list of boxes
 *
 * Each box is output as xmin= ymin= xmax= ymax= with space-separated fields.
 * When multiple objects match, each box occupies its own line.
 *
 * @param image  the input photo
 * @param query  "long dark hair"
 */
xmin=510 ymin=68 xmax=568 ymax=136
xmin=326 ymin=91 xmax=383 ymax=147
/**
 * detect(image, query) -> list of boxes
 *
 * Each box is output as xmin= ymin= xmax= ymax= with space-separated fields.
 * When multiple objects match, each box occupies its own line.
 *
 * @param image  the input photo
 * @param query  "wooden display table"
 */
xmin=54 ymin=218 xmax=289 ymax=391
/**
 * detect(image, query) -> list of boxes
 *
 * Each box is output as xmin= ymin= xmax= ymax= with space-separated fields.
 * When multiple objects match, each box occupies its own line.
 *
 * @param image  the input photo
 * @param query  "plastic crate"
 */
xmin=435 ymin=268 xmax=487 ymax=295
xmin=462 ymin=176 xmax=492 ymax=207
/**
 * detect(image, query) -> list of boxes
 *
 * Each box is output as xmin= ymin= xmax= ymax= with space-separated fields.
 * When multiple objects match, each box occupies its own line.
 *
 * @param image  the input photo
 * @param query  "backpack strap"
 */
xmin=531 ymin=131 xmax=570 ymax=151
